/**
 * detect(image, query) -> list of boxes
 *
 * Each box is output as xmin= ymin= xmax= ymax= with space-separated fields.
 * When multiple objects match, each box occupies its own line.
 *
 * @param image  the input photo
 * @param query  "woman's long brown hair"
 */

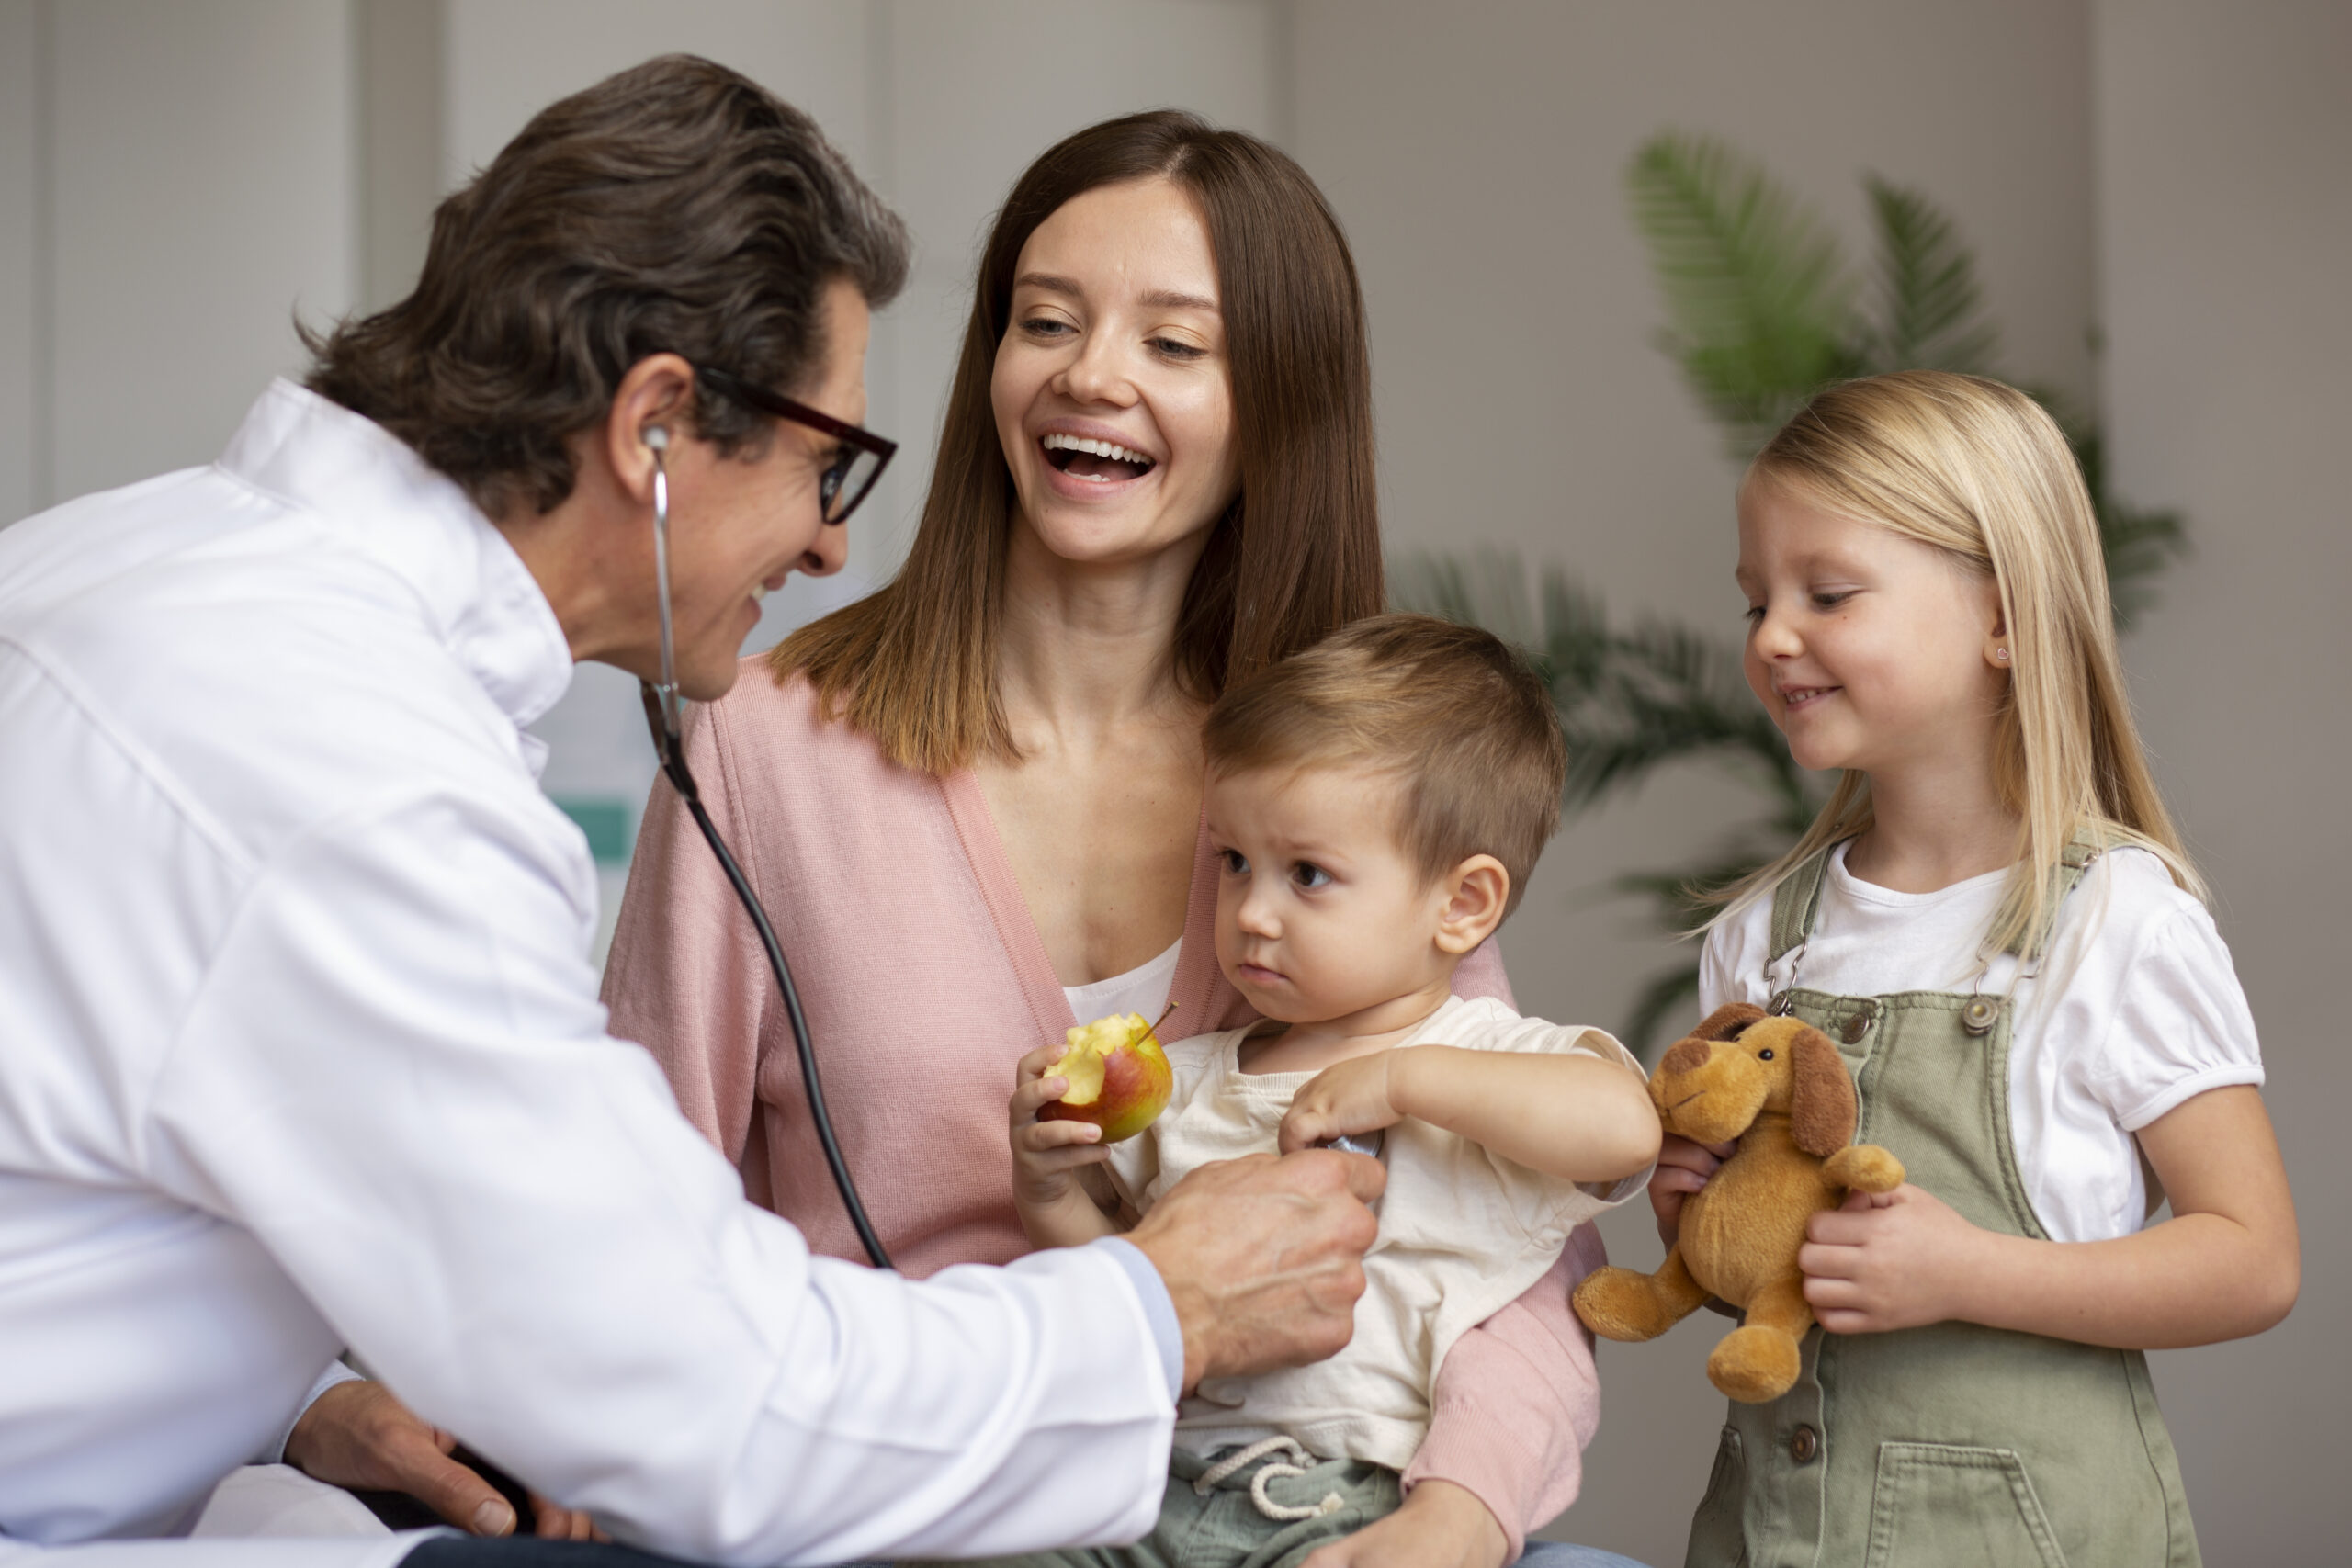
xmin=772 ymin=110 xmax=1384 ymax=773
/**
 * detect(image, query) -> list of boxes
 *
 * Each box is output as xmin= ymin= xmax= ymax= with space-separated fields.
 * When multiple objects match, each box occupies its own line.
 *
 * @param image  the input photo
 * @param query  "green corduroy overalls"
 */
xmin=1685 ymin=840 xmax=2201 ymax=1568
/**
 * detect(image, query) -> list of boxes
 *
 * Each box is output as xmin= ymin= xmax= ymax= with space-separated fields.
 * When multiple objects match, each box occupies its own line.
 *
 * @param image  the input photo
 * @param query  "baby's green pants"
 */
xmin=919 ymin=1444 xmax=1401 ymax=1568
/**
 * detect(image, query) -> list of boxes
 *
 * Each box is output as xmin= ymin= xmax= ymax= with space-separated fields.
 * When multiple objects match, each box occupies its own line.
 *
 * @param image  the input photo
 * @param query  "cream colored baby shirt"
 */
xmin=1107 ymin=995 xmax=1649 ymax=1471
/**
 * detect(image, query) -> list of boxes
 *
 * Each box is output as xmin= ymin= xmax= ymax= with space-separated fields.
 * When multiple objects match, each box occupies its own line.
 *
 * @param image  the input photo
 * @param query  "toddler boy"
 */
xmin=983 ymin=614 xmax=1658 ymax=1568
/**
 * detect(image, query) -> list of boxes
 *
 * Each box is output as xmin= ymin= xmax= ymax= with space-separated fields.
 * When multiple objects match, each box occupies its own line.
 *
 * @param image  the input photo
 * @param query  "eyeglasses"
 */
xmin=692 ymin=364 xmax=897 ymax=525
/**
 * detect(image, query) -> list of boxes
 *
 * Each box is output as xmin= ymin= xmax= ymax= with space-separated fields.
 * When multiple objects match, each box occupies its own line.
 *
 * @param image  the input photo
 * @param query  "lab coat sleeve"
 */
xmin=140 ymin=786 xmax=1175 ymax=1567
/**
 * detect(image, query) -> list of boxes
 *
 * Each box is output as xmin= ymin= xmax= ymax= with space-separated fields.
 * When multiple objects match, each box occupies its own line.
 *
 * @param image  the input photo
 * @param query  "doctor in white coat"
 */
xmin=0 ymin=55 xmax=1384 ymax=1568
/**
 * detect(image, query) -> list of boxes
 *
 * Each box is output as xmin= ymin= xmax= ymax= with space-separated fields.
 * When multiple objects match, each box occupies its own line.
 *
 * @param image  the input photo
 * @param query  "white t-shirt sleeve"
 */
xmin=1699 ymin=900 xmax=1774 ymax=1015
xmin=2082 ymin=901 xmax=2267 ymax=1134
xmin=2006 ymin=852 xmax=2265 ymax=1239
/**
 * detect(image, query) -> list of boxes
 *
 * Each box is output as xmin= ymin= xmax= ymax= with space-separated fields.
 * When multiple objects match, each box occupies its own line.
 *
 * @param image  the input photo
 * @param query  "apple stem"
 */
xmin=1148 ymin=1000 xmax=1179 ymax=1040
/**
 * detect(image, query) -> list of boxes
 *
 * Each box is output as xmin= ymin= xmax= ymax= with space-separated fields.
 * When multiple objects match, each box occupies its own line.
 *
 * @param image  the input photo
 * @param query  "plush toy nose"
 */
xmin=1659 ymin=1036 xmax=1711 ymax=1077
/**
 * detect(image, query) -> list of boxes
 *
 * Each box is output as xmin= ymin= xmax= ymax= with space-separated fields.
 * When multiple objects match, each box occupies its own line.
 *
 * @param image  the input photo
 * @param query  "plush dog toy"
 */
xmin=1573 ymin=1002 xmax=1905 ymax=1402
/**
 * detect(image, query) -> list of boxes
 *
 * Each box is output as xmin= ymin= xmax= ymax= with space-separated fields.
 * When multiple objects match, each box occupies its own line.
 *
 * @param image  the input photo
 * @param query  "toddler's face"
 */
xmin=1205 ymin=763 xmax=1459 ymax=1025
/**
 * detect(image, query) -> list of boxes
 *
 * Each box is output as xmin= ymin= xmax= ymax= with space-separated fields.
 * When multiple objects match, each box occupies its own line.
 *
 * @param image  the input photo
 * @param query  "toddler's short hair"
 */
xmin=1204 ymin=613 xmax=1566 ymax=917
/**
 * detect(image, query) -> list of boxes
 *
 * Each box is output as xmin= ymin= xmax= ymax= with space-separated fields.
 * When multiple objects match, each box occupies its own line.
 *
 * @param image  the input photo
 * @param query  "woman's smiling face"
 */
xmin=990 ymin=176 xmax=1241 ymax=567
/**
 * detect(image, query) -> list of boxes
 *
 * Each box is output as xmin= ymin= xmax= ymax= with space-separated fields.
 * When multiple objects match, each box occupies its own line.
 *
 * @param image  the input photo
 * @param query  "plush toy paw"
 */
xmin=1573 ymin=1265 xmax=1688 ymax=1342
xmin=1707 ymin=1324 xmax=1804 ymax=1403
xmin=1822 ymin=1143 xmax=1905 ymax=1195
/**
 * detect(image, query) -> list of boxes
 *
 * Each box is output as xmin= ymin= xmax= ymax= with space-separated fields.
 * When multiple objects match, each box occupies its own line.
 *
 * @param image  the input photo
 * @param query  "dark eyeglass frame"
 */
xmin=693 ymin=364 xmax=897 ymax=525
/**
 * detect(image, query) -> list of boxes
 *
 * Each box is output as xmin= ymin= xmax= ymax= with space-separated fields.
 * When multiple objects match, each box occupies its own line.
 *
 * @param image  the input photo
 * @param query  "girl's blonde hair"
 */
xmin=1720 ymin=370 xmax=2202 ymax=955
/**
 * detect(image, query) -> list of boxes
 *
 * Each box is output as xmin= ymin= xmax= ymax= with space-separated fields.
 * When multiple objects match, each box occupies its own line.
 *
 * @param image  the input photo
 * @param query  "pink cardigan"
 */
xmin=602 ymin=664 xmax=1604 ymax=1558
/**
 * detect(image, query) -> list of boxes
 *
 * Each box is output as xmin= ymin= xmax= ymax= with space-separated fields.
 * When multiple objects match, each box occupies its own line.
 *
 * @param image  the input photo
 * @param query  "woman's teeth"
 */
xmin=1041 ymin=431 xmax=1155 ymax=481
xmin=1043 ymin=432 xmax=1151 ymax=464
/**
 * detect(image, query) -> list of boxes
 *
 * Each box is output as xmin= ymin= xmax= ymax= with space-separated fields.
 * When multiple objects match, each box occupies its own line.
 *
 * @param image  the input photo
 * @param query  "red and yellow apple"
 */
xmin=1039 ymin=1010 xmax=1174 ymax=1144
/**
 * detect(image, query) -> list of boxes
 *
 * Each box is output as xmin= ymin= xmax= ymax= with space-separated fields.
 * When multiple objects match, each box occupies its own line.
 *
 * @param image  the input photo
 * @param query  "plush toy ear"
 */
xmin=1692 ymin=1002 xmax=1766 ymax=1043
xmin=1788 ymin=1027 xmax=1860 ymax=1157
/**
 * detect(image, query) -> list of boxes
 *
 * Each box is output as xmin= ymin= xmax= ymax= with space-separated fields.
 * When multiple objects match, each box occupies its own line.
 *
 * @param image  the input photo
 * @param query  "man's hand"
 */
xmin=1799 ymin=1183 xmax=1991 ymax=1334
xmin=1277 ymin=1052 xmax=1403 ymax=1155
xmin=283 ymin=1379 xmax=600 ymax=1540
xmin=1648 ymin=1132 xmax=1736 ymax=1249
xmin=1298 ymin=1479 xmax=1509 ymax=1568
xmin=1126 ymin=1149 xmax=1384 ymax=1392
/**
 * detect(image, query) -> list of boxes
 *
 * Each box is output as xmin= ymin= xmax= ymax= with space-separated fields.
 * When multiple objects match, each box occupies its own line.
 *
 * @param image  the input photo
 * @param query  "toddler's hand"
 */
xmin=1649 ymin=1132 xmax=1736 ymax=1249
xmin=1008 ymin=1043 xmax=1112 ymax=1211
xmin=1799 ymin=1182 xmax=1990 ymax=1334
xmin=1278 ymin=1053 xmax=1403 ymax=1156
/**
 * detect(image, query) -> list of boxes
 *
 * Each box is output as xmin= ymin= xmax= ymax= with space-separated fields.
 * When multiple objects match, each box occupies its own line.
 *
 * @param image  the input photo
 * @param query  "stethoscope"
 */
xmin=637 ymin=427 xmax=892 ymax=1269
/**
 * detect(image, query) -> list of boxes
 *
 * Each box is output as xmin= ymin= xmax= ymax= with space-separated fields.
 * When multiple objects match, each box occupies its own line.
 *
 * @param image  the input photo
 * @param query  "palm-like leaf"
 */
xmin=1861 ymin=176 xmax=1999 ymax=375
xmin=1568 ymin=618 xmax=1793 ymax=810
xmin=1627 ymin=132 xmax=1863 ymax=457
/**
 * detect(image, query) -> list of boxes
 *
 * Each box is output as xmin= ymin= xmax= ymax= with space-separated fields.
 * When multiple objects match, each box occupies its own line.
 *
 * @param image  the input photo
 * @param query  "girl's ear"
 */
xmin=1984 ymin=624 xmax=2012 ymax=672
xmin=1433 ymin=854 xmax=1510 ymax=955
xmin=1980 ymin=580 xmax=2012 ymax=672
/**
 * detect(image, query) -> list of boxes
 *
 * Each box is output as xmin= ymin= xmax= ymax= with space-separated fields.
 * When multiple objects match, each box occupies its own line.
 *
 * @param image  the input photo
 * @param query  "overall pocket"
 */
xmin=1683 ymin=1425 xmax=1747 ymax=1568
xmin=1862 ymin=1441 xmax=2066 ymax=1568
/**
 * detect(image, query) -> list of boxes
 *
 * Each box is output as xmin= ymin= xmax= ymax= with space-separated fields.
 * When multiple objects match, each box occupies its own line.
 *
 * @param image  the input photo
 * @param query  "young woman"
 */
xmin=604 ymin=113 xmax=1627 ymax=1568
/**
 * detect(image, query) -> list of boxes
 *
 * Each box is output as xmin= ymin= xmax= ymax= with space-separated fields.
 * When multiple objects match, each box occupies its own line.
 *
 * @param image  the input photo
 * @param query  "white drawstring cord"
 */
xmin=1191 ymin=1436 xmax=1346 ymax=1521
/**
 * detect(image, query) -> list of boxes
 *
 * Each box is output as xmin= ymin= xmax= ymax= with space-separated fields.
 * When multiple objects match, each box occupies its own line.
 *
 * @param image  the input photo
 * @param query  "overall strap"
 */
xmin=2005 ymin=829 xmax=2108 ymax=962
xmin=1767 ymin=840 xmax=1847 ymax=964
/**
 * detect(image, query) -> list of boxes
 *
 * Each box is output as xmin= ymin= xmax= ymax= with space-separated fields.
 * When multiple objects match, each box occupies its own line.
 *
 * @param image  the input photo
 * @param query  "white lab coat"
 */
xmin=0 ymin=382 xmax=1176 ymax=1564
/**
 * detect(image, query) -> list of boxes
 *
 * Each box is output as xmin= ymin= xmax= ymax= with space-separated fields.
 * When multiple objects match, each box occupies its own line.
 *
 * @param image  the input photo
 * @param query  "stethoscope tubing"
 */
xmin=641 ymin=434 xmax=892 ymax=1270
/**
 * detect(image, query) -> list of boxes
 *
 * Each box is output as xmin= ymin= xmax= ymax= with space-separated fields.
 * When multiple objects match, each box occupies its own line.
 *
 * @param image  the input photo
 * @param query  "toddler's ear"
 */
xmin=1434 ymin=855 xmax=1510 ymax=954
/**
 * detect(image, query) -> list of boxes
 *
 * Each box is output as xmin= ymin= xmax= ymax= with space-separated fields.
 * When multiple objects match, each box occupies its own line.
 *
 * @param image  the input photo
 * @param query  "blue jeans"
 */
xmin=398 ymin=1536 xmax=1645 ymax=1566
xmin=1515 ymin=1543 xmax=1652 ymax=1568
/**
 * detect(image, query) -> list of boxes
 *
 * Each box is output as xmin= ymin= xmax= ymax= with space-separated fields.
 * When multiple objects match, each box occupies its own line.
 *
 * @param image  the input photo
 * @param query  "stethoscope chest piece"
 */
xmin=1317 ymin=1129 xmax=1386 ymax=1160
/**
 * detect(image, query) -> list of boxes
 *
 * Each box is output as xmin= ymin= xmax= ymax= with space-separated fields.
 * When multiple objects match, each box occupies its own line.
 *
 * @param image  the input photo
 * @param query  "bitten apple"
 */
xmin=1040 ymin=1010 xmax=1174 ymax=1144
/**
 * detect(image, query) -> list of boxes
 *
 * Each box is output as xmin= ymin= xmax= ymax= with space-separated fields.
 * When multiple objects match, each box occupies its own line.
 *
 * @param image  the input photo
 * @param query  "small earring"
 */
xmin=1995 ymin=648 xmax=2010 ymax=663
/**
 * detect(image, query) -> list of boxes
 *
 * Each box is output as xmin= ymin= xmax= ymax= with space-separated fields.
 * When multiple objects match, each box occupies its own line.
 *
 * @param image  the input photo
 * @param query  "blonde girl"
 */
xmin=1650 ymin=371 xmax=2298 ymax=1567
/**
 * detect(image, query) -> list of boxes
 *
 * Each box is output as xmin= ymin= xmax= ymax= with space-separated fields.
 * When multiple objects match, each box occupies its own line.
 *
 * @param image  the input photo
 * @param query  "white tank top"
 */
xmin=1061 ymin=938 xmax=1182 ymax=1030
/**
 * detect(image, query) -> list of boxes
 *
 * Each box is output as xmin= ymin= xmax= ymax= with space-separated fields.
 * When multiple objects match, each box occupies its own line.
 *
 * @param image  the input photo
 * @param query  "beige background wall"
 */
xmin=2093 ymin=3 xmax=2352 ymax=1557
xmin=2 ymin=3 xmax=2343 ymax=1562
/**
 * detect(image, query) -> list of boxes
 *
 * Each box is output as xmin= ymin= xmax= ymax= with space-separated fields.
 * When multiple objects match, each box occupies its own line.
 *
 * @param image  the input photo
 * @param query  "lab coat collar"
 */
xmin=217 ymin=380 xmax=575 ymax=741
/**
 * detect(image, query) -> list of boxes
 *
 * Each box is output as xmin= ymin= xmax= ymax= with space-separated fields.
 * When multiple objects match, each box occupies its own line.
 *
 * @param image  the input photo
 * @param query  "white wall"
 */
xmin=3 ymin=0 xmax=357 ymax=523
xmin=2095 ymin=6 xmax=2352 ymax=1562
xmin=46 ymin=0 xmax=356 ymax=502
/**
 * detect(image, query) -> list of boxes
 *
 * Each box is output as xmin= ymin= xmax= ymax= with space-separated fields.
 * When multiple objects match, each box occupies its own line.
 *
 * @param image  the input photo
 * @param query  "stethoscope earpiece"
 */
xmin=646 ymin=426 xmax=681 ymax=751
